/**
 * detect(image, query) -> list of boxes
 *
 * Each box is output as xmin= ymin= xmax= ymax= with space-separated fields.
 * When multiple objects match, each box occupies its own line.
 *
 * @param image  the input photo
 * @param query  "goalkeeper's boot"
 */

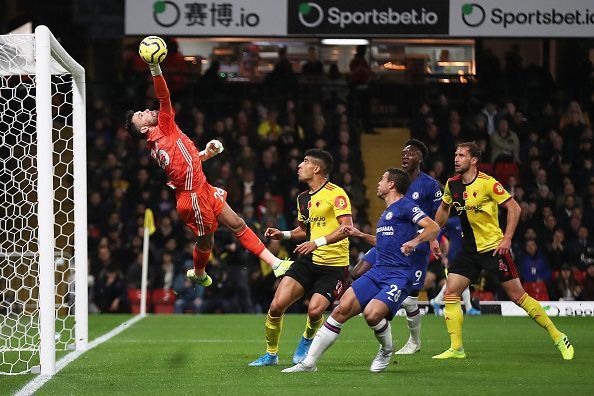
xmin=248 ymin=352 xmax=278 ymax=367
xmin=281 ymin=362 xmax=317 ymax=373
xmin=273 ymin=259 xmax=294 ymax=278
xmin=466 ymin=307 xmax=481 ymax=316
xmin=186 ymin=269 xmax=212 ymax=287
xmin=554 ymin=333 xmax=574 ymax=360
xmin=394 ymin=339 xmax=420 ymax=355
xmin=432 ymin=348 xmax=466 ymax=359
xmin=292 ymin=336 xmax=313 ymax=364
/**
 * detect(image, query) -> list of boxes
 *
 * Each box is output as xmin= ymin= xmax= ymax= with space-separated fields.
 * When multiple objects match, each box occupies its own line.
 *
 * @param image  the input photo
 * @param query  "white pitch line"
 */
xmin=14 ymin=314 xmax=144 ymax=396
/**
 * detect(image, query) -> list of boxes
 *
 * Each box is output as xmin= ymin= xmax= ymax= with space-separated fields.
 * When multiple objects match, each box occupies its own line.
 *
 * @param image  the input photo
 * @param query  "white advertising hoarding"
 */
xmin=126 ymin=0 xmax=287 ymax=36
xmin=450 ymin=0 xmax=594 ymax=37
xmin=494 ymin=301 xmax=594 ymax=317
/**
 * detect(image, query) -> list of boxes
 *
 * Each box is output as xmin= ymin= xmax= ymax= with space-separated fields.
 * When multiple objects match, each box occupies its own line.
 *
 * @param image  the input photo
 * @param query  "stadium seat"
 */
xmin=152 ymin=288 xmax=176 ymax=314
xmin=494 ymin=162 xmax=520 ymax=185
xmin=523 ymin=281 xmax=550 ymax=301
xmin=573 ymin=269 xmax=586 ymax=283
xmin=128 ymin=288 xmax=146 ymax=314
xmin=478 ymin=162 xmax=494 ymax=175
xmin=471 ymin=291 xmax=495 ymax=301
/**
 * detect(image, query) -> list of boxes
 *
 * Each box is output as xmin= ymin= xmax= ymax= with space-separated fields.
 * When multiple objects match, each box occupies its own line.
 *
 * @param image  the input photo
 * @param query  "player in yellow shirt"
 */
xmin=249 ymin=149 xmax=353 ymax=367
xmin=432 ymin=142 xmax=574 ymax=360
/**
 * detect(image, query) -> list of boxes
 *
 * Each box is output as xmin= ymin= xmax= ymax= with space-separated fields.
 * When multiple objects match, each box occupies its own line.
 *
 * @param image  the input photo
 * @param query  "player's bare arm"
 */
xmin=434 ymin=201 xmax=451 ymax=228
xmin=493 ymin=197 xmax=521 ymax=256
xmin=294 ymin=215 xmax=353 ymax=256
xmin=340 ymin=225 xmax=376 ymax=246
xmin=265 ymin=222 xmax=307 ymax=241
xmin=401 ymin=217 xmax=440 ymax=256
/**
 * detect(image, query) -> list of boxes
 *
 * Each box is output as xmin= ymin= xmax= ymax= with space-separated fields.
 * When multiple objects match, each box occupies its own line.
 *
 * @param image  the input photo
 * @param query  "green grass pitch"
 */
xmin=2 ymin=314 xmax=592 ymax=395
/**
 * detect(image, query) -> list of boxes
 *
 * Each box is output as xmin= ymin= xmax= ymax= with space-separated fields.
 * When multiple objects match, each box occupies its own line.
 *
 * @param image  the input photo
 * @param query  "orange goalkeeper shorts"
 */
xmin=176 ymin=183 xmax=227 ymax=237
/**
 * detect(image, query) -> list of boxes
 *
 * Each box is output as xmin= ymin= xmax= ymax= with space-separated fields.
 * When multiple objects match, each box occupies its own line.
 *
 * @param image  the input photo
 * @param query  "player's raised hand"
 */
xmin=207 ymin=139 xmax=224 ymax=155
xmin=294 ymin=241 xmax=318 ymax=256
xmin=265 ymin=227 xmax=283 ymax=239
xmin=400 ymin=239 xmax=419 ymax=256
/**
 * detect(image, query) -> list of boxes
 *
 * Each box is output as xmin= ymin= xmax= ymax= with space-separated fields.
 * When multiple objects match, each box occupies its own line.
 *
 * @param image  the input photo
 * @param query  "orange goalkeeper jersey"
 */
xmin=145 ymin=75 xmax=206 ymax=191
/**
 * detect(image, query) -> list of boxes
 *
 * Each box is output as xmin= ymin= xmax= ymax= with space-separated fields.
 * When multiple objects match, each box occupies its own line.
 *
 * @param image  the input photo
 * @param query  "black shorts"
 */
xmin=284 ymin=255 xmax=348 ymax=303
xmin=448 ymin=250 xmax=518 ymax=284
xmin=428 ymin=259 xmax=446 ymax=281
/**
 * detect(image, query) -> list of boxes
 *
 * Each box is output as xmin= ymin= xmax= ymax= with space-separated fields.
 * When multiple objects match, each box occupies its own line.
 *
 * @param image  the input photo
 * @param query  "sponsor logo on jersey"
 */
xmin=493 ymin=182 xmax=506 ymax=195
xmin=334 ymin=195 xmax=348 ymax=209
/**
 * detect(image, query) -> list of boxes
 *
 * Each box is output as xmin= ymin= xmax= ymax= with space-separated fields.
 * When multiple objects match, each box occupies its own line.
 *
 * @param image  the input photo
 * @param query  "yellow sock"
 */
xmin=444 ymin=295 xmax=464 ymax=351
xmin=518 ymin=293 xmax=562 ymax=341
xmin=265 ymin=312 xmax=284 ymax=355
xmin=303 ymin=315 xmax=324 ymax=339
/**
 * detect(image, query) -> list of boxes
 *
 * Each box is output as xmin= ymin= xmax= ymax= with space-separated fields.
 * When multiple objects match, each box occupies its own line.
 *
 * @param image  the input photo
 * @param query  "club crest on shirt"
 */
xmin=463 ymin=191 xmax=469 ymax=200
xmin=412 ymin=191 xmax=419 ymax=200
xmin=385 ymin=211 xmax=393 ymax=220
xmin=334 ymin=195 xmax=348 ymax=209
xmin=157 ymin=149 xmax=170 ymax=168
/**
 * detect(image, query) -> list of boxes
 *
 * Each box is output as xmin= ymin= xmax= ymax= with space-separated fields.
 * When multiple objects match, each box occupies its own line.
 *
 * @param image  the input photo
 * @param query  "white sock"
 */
xmin=462 ymin=288 xmax=473 ymax=311
xmin=371 ymin=318 xmax=393 ymax=352
xmin=434 ymin=284 xmax=446 ymax=305
xmin=302 ymin=316 xmax=342 ymax=366
xmin=402 ymin=296 xmax=421 ymax=344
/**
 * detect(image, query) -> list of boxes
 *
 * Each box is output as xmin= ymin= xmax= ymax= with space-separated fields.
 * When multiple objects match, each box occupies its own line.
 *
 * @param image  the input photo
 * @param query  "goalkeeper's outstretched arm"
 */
xmin=148 ymin=63 xmax=173 ymax=117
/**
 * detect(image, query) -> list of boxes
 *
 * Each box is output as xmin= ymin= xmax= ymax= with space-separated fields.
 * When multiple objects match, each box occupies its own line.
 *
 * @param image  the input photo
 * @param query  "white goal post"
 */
xmin=0 ymin=25 xmax=87 ymax=375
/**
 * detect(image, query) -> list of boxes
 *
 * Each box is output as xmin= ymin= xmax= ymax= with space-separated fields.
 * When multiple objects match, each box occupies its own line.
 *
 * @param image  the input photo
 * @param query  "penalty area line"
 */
xmin=15 ymin=314 xmax=145 ymax=396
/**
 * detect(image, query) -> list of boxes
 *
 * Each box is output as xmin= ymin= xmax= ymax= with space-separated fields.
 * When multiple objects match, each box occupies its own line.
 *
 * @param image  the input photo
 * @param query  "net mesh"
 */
xmin=0 ymin=34 xmax=76 ymax=375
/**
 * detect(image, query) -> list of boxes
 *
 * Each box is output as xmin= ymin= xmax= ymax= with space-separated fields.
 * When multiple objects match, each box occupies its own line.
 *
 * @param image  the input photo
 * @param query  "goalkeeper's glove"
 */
xmin=149 ymin=63 xmax=162 ymax=76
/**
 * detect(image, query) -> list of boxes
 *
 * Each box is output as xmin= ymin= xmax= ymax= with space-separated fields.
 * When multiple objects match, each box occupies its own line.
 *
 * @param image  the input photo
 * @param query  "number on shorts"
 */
xmin=415 ymin=270 xmax=423 ymax=283
xmin=386 ymin=284 xmax=402 ymax=303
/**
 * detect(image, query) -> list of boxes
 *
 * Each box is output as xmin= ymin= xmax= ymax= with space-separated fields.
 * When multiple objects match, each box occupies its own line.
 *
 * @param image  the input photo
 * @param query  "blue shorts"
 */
xmin=351 ymin=266 xmax=414 ymax=320
xmin=410 ymin=248 xmax=430 ymax=291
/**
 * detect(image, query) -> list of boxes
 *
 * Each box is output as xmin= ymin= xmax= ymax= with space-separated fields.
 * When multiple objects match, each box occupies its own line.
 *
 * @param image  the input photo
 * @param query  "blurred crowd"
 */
xmin=88 ymin=45 xmax=594 ymax=314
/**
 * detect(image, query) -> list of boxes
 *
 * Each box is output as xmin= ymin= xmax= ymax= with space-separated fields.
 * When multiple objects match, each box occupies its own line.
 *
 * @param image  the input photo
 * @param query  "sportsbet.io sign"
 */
xmin=288 ymin=0 xmax=449 ymax=36
xmin=125 ymin=0 xmax=287 ymax=36
xmin=450 ymin=0 xmax=594 ymax=37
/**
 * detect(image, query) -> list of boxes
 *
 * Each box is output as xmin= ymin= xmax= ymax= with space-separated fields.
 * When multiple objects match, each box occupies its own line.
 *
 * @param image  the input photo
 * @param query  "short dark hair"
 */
xmin=125 ymin=110 xmax=143 ymax=139
xmin=404 ymin=138 xmax=429 ymax=159
xmin=305 ymin=149 xmax=334 ymax=176
xmin=457 ymin=141 xmax=482 ymax=160
xmin=386 ymin=168 xmax=410 ymax=195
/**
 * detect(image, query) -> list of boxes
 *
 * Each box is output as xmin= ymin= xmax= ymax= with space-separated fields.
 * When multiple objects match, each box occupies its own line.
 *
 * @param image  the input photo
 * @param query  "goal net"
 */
xmin=0 ymin=26 xmax=87 ymax=375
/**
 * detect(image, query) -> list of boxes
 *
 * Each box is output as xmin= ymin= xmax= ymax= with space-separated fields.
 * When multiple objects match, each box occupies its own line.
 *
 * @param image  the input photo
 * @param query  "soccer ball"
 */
xmin=138 ymin=36 xmax=168 ymax=64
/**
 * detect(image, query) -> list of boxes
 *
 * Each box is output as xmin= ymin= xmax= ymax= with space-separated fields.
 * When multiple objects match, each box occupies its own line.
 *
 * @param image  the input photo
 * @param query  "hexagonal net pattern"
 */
xmin=1 ymin=35 xmax=76 ymax=375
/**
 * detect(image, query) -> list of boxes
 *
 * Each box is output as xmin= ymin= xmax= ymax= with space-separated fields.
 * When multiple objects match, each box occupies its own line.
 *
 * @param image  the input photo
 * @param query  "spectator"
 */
xmin=490 ymin=118 xmax=520 ymax=163
xmin=567 ymin=226 xmax=594 ymax=270
xmin=302 ymin=46 xmax=324 ymax=76
xmin=546 ymin=228 xmax=566 ymax=271
xmin=520 ymin=240 xmax=551 ymax=283
xmin=94 ymin=264 xmax=130 ymax=313
xmin=551 ymin=263 xmax=581 ymax=301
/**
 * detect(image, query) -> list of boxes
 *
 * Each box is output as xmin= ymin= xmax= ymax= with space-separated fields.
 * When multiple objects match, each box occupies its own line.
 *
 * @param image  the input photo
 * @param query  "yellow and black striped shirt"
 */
xmin=297 ymin=181 xmax=351 ymax=267
xmin=442 ymin=172 xmax=511 ymax=253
